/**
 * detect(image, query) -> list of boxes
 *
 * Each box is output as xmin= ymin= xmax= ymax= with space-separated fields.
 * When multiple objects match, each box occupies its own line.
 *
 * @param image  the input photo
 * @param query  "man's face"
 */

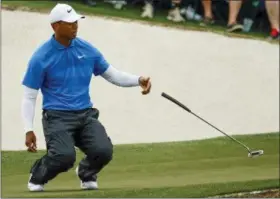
xmin=53 ymin=21 xmax=78 ymax=40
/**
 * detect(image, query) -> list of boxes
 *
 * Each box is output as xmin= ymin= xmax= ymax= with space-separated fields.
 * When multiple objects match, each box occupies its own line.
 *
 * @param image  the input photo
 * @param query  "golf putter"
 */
xmin=161 ymin=92 xmax=264 ymax=158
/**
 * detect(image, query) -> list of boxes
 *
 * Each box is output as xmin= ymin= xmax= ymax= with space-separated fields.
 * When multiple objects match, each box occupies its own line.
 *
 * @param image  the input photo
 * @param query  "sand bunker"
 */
xmin=1 ymin=10 xmax=279 ymax=150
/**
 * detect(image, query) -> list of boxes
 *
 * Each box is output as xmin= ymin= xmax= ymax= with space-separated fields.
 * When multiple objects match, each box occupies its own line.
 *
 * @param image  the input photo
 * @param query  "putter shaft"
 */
xmin=161 ymin=92 xmax=252 ymax=153
xmin=190 ymin=111 xmax=251 ymax=152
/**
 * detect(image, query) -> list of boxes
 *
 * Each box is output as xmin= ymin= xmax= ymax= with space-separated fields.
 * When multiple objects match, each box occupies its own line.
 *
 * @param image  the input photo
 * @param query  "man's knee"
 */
xmin=50 ymin=149 xmax=76 ymax=171
xmin=96 ymin=146 xmax=113 ymax=164
xmin=88 ymin=146 xmax=113 ymax=165
xmin=60 ymin=151 xmax=76 ymax=166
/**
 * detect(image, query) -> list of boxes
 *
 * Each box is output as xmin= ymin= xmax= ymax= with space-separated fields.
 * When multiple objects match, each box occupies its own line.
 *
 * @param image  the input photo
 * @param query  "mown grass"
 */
xmin=1 ymin=4 xmax=279 ymax=197
xmin=1 ymin=132 xmax=279 ymax=197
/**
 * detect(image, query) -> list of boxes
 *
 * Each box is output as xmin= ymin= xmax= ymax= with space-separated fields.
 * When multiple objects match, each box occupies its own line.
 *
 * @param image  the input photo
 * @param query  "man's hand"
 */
xmin=139 ymin=76 xmax=151 ymax=95
xmin=25 ymin=131 xmax=37 ymax=152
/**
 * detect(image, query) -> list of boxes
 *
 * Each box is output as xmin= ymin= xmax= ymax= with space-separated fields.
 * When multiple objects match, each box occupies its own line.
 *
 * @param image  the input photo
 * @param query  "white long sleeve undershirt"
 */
xmin=22 ymin=65 xmax=141 ymax=133
xmin=22 ymin=86 xmax=38 ymax=133
xmin=101 ymin=65 xmax=140 ymax=87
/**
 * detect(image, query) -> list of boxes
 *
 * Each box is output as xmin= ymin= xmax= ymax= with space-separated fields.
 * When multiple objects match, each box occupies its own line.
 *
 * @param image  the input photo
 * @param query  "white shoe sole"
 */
xmin=28 ymin=183 xmax=44 ymax=192
xmin=75 ymin=166 xmax=98 ymax=190
xmin=28 ymin=174 xmax=44 ymax=192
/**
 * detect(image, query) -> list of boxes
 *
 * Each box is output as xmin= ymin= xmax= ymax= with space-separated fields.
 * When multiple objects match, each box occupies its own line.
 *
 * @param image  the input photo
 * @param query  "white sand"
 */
xmin=2 ymin=10 xmax=279 ymax=151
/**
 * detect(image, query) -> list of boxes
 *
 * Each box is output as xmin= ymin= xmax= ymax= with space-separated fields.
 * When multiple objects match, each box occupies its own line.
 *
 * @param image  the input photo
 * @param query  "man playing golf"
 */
xmin=22 ymin=3 xmax=151 ymax=192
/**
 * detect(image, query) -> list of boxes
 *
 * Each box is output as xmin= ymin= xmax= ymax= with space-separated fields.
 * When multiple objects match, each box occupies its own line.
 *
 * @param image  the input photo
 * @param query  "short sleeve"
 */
xmin=22 ymin=53 xmax=45 ymax=90
xmin=93 ymin=48 xmax=110 ymax=76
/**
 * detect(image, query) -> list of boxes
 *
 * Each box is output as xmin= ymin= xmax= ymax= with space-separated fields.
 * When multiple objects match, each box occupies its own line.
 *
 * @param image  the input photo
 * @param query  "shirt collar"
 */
xmin=51 ymin=34 xmax=75 ymax=50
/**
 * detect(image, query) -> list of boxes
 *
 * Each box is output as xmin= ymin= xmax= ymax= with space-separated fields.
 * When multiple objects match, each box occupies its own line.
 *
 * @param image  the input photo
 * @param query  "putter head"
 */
xmin=248 ymin=150 xmax=264 ymax=158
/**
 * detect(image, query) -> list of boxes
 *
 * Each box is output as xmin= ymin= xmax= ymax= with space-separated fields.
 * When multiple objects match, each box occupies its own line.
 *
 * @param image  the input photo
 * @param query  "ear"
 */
xmin=51 ymin=22 xmax=59 ymax=31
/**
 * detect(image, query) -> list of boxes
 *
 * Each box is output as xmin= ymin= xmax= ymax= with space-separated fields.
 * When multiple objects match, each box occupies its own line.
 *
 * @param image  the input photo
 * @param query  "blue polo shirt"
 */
xmin=22 ymin=35 xmax=110 ymax=110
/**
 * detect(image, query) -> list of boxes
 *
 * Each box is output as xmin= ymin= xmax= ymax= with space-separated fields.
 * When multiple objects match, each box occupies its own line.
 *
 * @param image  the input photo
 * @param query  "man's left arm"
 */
xmin=101 ymin=65 xmax=151 ymax=94
xmin=93 ymin=48 xmax=151 ymax=94
xmin=101 ymin=65 xmax=139 ymax=87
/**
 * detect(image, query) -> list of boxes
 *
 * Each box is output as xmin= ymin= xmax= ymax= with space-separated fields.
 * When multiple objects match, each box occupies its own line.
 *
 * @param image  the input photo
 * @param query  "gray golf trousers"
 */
xmin=29 ymin=108 xmax=113 ymax=185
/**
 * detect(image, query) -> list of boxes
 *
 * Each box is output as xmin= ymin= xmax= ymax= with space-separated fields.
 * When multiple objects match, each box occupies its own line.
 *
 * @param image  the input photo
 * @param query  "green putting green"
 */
xmin=2 ymin=132 xmax=279 ymax=198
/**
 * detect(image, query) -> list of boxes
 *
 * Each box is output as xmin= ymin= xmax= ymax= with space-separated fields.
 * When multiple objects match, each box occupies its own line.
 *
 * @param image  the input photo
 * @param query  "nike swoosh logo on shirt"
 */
xmin=78 ymin=55 xmax=85 ymax=59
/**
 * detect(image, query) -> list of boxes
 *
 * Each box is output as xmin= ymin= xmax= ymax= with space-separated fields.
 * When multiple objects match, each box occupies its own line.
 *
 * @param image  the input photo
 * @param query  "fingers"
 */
xmin=26 ymin=141 xmax=37 ymax=153
xmin=139 ymin=76 xmax=152 ymax=94
xmin=141 ymin=80 xmax=151 ymax=95
xmin=25 ymin=141 xmax=29 ymax=148
xmin=25 ymin=132 xmax=37 ymax=152
xmin=32 ymin=141 xmax=37 ymax=152
xmin=27 ymin=143 xmax=37 ymax=152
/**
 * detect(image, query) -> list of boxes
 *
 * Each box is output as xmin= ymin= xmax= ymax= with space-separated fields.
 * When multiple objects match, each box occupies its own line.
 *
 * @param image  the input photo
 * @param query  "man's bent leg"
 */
xmin=75 ymin=108 xmax=113 ymax=184
xmin=29 ymin=110 xmax=78 ymax=187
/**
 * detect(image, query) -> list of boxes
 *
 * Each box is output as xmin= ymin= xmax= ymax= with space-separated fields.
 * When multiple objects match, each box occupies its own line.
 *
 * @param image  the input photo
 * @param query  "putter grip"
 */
xmin=161 ymin=92 xmax=191 ymax=112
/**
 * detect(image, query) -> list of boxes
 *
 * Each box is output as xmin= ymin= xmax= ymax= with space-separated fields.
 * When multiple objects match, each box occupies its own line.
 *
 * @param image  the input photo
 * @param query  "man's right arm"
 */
xmin=21 ymin=51 xmax=45 ymax=134
xmin=21 ymin=85 xmax=38 ymax=134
